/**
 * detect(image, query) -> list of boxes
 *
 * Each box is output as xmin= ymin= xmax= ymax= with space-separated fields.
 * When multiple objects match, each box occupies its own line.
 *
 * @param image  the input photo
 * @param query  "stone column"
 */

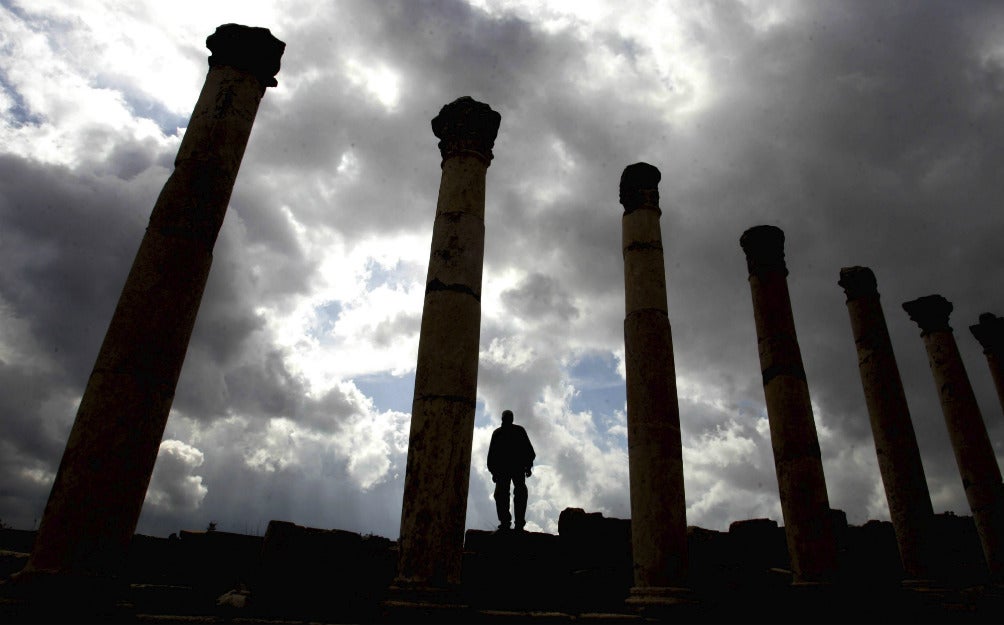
xmin=19 ymin=24 xmax=284 ymax=587
xmin=396 ymin=97 xmax=500 ymax=591
xmin=838 ymin=267 xmax=937 ymax=584
xmin=970 ymin=313 xmax=1004 ymax=416
xmin=618 ymin=164 xmax=690 ymax=606
xmin=739 ymin=225 xmax=837 ymax=584
xmin=903 ymin=295 xmax=1004 ymax=583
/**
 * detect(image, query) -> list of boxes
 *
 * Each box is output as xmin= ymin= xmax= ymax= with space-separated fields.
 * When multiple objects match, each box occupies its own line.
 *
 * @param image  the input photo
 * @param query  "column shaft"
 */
xmin=619 ymin=164 xmax=689 ymax=595
xmin=904 ymin=296 xmax=1004 ymax=583
xmin=970 ymin=313 xmax=1004 ymax=417
xmin=740 ymin=225 xmax=837 ymax=584
xmin=22 ymin=24 xmax=284 ymax=582
xmin=396 ymin=97 xmax=500 ymax=589
xmin=839 ymin=267 xmax=937 ymax=582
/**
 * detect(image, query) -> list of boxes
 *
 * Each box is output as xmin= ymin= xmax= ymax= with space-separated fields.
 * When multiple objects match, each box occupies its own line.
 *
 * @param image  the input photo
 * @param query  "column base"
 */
xmin=624 ymin=585 xmax=696 ymax=618
xmin=382 ymin=579 xmax=470 ymax=624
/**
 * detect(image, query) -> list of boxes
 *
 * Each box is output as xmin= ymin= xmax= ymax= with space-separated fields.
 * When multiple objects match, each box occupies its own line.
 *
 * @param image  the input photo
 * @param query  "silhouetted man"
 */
xmin=487 ymin=409 xmax=536 ymax=531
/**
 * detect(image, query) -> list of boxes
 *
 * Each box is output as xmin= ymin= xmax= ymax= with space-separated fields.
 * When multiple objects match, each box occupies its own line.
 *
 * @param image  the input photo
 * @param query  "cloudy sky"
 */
xmin=1 ymin=0 xmax=1002 ymax=543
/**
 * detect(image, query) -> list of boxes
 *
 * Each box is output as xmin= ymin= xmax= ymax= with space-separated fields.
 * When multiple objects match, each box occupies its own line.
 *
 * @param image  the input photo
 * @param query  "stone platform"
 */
xmin=2 ymin=511 xmax=1001 ymax=623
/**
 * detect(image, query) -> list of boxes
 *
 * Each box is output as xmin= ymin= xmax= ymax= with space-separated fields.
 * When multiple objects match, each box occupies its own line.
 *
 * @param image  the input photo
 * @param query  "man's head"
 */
xmin=501 ymin=410 xmax=514 ymax=425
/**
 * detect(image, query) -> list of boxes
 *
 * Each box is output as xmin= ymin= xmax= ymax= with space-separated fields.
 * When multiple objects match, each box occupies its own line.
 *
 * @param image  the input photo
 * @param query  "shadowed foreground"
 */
xmin=1 ymin=508 xmax=1001 ymax=623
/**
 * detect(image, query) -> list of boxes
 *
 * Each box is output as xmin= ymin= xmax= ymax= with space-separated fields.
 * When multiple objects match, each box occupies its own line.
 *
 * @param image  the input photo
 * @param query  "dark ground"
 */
xmin=1 ymin=509 xmax=1001 ymax=624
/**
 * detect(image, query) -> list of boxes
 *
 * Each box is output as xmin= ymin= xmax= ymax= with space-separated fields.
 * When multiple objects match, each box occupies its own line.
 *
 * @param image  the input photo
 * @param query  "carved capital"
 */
xmin=431 ymin=97 xmax=501 ymax=164
xmin=740 ymin=225 xmax=787 ymax=277
xmin=838 ymin=266 xmax=878 ymax=301
xmin=207 ymin=23 xmax=286 ymax=88
xmin=619 ymin=162 xmax=661 ymax=213
xmin=903 ymin=294 xmax=953 ymax=336
xmin=970 ymin=312 xmax=1004 ymax=355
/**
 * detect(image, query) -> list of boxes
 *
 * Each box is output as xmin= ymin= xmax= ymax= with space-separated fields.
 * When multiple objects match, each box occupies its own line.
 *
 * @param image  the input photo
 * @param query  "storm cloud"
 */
xmin=1 ymin=0 xmax=1001 ymax=541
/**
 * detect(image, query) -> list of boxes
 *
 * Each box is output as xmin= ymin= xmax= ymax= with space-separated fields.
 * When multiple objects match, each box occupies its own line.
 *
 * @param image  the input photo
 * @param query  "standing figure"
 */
xmin=488 ymin=410 xmax=536 ymax=531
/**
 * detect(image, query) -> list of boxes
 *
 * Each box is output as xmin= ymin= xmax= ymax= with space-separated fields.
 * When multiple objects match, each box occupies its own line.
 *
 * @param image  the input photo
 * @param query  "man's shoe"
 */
xmin=495 ymin=524 xmax=510 ymax=534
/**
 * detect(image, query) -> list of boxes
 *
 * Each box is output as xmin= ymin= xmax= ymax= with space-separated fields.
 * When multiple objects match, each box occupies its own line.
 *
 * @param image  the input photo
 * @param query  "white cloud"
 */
xmin=145 ymin=440 xmax=208 ymax=511
xmin=2 ymin=0 xmax=999 ymax=547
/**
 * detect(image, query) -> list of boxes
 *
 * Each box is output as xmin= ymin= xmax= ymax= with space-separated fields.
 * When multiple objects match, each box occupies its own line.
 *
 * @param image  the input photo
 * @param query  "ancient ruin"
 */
xmin=970 ymin=312 xmax=1004 ymax=415
xmin=14 ymin=24 xmax=285 ymax=595
xmin=2 ymin=20 xmax=1004 ymax=625
xmin=739 ymin=225 xmax=837 ymax=585
xmin=838 ymin=266 xmax=939 ymax=586
xmin=617 ymin=164 xmax=690 ymax=606
xmin=903 ymin=295 xmax=1004 ymax=584
xmin=395 ymin=96 xmax=501 ymax=593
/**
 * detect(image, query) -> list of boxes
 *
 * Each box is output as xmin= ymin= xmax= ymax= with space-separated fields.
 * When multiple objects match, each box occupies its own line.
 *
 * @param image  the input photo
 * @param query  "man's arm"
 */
xmin=521 ymin=427 xmax=535 ymax=477
xmin=487 ymin=429 xmax=499 ymax=476
xmin=523 ymin=428 xmax=535 ymax=465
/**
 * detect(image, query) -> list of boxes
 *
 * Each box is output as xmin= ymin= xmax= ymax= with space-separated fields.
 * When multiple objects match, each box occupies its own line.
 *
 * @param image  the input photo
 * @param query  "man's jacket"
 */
xmin=487 ymin=424 xmax=536 ymax=475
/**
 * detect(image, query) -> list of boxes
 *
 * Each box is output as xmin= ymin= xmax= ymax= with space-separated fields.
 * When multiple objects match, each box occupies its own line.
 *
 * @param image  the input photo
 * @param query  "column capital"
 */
xmin=970 ymin=313 xmax=1004 ymax=355
xmin=740 ymin=225 xmax=787 ymax=277
xmin=838 ymin=266 xmax=878 ymax=301
xmin=207 ymin=23 xmax=286 ymax=88
xmin=619 ymin=162 xmax=661 ymax=213
xmin=903 ymin=294 xmax=953 ymax=335
xmin=431 ymin=96 xmax=501 ymax=164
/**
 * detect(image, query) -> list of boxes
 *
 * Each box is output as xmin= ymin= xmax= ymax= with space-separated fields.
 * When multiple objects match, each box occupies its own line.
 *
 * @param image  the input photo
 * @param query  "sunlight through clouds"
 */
xmin=244 ymin=418 xmax=299 ymax=473
xmin=344 ymin=58 xmax=402 ymax=111
xmin=259 ymin=232 xmax=427 ymax=397
xmin=683 ymin=420 xmax=759 ymax=470
xmin=2 ymin=0 xmax=1001 ymax=542
xmin=18 ymin=467 xmax=55 ymax=489
xmin=0 ymin=7 xmax=179 ymax=167
xmin=467 ymin=0 xmax=717 ymax=117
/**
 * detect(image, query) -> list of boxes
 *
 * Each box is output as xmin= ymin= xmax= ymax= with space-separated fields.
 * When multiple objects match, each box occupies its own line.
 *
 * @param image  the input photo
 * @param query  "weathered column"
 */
xmin=838 ymin=267 xmax=938 ymax=584
xmin=739 ymin=225 xmax=837 ymax=584
xmin=903 ymin=295 xmax=1004 ymax=583
xmin=970 ymin=312 xmax=1004 ymax=416
xmin=396 ymin=97 xmax=500 ymax=591
xmin=19 ymin=24 xmax=284 ymax=588
xmin=618 ymin=164 xmax=690 ymax=606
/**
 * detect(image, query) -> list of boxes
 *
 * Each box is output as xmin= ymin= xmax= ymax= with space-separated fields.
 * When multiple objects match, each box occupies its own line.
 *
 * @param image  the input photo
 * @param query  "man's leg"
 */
xmin=512 ymin=473 xmax=527 ymax=530
xmin=494 ymin=473 xmax=512 ymax=529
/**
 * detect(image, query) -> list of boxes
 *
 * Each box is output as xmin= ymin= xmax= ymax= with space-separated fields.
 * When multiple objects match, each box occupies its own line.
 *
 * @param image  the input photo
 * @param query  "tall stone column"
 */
xmin=838 ymin=267 xmax=937 ymax=584
xmin=903 ymin=295 xmax=1004 ymax=583
xmin=740 ymin=225 xmax=837 ymax=584
xmin=396 ymin=97 xmax=500 ymax=591
xmin=970 ymin=312 xmax=1004 ymax=416
xmin=618 ymin=163 xmax=690 ymax=605
xmin=19 ymin=24 xmax=284 ymax=588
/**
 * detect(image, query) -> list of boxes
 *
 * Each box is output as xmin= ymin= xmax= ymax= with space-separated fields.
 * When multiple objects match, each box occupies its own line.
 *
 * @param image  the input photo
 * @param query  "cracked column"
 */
xmin=19 ymin=24 xmax=284 ymax=589
xmin=618 ymin=164 xmax=690 ymax=606
xmin=740 ymin=225 xmax=837 ymax=584
xmin=970 ymin=312 xmax=1004 ymax=416
xmin=839 ymin=267 xmax=938 ymax=585
xmin=396 ymin=96 xmax=500 ymax=591
xmin=903 ymin=295 xmax=1004 ymax=583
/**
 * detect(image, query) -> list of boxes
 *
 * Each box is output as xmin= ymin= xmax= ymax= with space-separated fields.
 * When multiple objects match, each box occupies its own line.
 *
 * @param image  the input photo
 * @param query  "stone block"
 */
xmin=254 ymin=520 xmax=396 ymax=620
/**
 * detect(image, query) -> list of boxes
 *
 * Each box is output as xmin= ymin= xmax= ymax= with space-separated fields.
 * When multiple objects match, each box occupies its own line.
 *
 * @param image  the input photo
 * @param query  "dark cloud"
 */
xmin=371 ymin=312 xmax=421 ymax=348
xmin=2 ymin=1 xmax=1003 ymax=543
xmin=501 ymin=272 xmax=578 ymax=322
